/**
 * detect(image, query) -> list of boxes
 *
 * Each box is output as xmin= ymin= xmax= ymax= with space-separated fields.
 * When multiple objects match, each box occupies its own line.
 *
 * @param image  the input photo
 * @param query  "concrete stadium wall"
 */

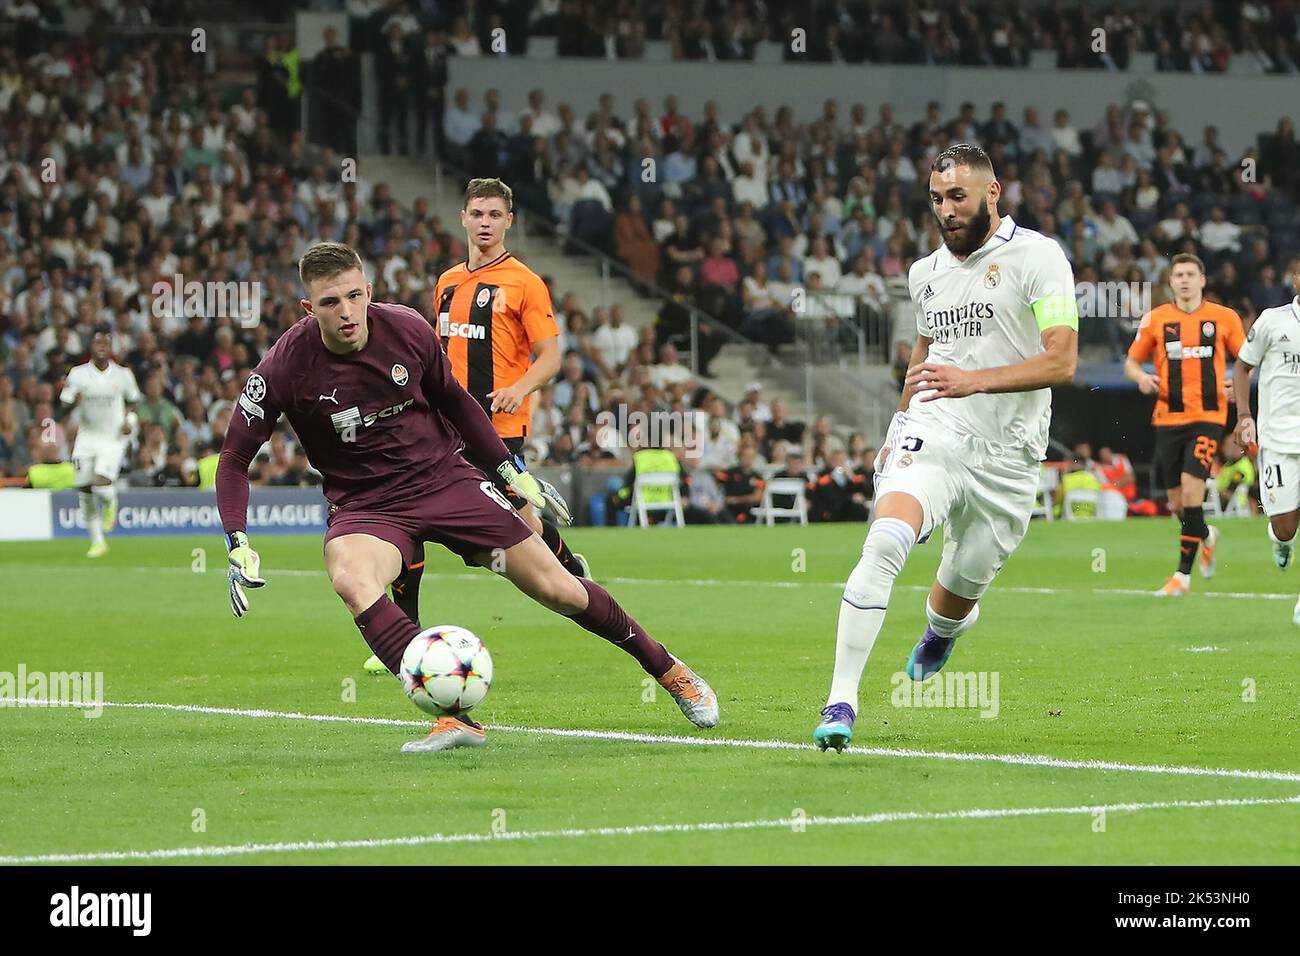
xmin=447 ymin=56 xmax=1296 ymax=158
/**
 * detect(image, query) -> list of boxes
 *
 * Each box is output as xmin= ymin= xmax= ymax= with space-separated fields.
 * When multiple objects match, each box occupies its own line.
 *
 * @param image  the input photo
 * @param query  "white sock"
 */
xmin=80 ymin=491 xmax=103 ymax=544
xmin=1268 ymin=523 xmax=1295 ymax=546
xmin=827 ymin=517 xmax=915 ymax=713
xmin=925 ymin=599 xmax=980 ymax=639
xmin=93 ymin=484 xmax=116 ymax=524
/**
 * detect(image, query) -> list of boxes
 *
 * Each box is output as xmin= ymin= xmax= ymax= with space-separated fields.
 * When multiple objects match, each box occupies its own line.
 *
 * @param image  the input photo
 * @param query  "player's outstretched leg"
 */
xmin=490 ymin=534 xmax=717 ymax=728
xmin=814 ymin=507 xmax=919 ymax=752
xmin=905 ymin=592 xmax=980 ymax=681
xmin=365 ymin=549 xmax=425 ymax=675
xmin=328 ymin=534 xmax=485 ymax=753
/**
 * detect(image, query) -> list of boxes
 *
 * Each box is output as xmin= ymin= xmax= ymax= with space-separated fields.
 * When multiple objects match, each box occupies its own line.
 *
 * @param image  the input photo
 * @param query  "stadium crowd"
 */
xmin=0 ymin=9 xmax=882 ymax=524
xmin=2 ymin=1 xmax=1293 ymax=522
xmin=327 ymin=0 xmax=1300 ymax=74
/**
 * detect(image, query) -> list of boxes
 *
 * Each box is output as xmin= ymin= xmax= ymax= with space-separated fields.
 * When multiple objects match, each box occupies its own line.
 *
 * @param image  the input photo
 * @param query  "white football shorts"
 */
xmin=874 ymin=415 xmax=1039 ymax=600
xmin=72 ymin=433 xmax=128 ymax=484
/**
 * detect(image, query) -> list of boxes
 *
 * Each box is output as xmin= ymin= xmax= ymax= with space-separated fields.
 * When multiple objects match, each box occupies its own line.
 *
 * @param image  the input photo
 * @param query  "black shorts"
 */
xmin=1153 ymin=422 xmax=1223 ymax=489
xmin=463 ymin=436 xmax=528 ymax=510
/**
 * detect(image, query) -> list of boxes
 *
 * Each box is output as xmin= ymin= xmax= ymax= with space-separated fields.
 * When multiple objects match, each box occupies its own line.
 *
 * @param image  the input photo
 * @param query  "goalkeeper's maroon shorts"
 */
xmin=323 ymin=458 xmax=533 ymax=570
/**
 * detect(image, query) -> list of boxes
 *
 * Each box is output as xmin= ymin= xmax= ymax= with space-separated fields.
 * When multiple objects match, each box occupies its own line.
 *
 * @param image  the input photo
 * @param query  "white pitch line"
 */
xmin=7 ymin=563 xmax=1297 ymax=600
xmin=12 ymin=698 xmax=1300 ymax=784
xmin=2 ymin=793 xmax=1296 ymax=865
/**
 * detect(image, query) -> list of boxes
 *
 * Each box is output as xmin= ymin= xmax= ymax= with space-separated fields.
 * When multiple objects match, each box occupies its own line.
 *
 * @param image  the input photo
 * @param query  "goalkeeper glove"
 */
xmin=225 ymin=530 xmax=265 ymax=617
xmin=496 ymin=456 xmax=572 ymax=525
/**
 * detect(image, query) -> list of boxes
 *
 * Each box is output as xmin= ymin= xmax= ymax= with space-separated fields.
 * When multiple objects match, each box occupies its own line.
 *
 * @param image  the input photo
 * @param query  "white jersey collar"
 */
xmin=1291 ymin=296 xmax=1300 ymax=322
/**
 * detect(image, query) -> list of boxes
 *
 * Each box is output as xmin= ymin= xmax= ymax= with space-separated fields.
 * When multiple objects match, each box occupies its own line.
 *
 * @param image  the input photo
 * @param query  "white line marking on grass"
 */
xmin=3 ymin=793 xmax=1297 ymax=865
xmin=9 ymin=563 xmax=1295 ymax=600
xmin=14 ymin=698 xmax=1300 ymax=784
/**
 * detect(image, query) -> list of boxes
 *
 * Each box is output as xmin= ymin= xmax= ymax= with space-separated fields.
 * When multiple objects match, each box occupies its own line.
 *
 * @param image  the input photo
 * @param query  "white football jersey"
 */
xmin=1238 ymin=296 xmax=1300 ymax=455
xmin=907 ymin=215 xmax=1077 ymax=461
xmin=61 ymin=361 xmax=141 ymax=438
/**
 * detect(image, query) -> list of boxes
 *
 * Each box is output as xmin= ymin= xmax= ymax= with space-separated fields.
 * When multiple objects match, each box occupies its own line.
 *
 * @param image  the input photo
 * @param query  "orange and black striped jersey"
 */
xmin=1128 ymin=301 xmax=1245 ymax=427
xmin=432 ymin=252 xmax=559 ymax=438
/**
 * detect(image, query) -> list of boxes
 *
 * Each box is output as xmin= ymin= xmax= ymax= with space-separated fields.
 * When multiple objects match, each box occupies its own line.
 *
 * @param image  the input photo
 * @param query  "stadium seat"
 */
xmin=751 ymin=477 xmax=809 ymax=526
xmin=1062 ymin=487 xmax=1100 ymax=520
xmin=629 ymin=472 xmax=685 ymax=527
xmin=1031 ymin=468 xmax=1058 ymax=522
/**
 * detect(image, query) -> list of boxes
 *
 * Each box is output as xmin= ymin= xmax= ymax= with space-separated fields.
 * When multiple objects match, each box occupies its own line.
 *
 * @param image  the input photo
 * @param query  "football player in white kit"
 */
xmin=60 ymin=329 xmax=141 ymax=557
xmin=814 ymin=144 xmax=1079 ymax=751
xmin=1233 ymin=257 xmax=1300 ymax=624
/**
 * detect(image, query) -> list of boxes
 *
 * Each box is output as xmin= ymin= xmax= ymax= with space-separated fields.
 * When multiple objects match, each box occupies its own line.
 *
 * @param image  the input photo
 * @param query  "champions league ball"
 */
xmin=400 ymin=625 xmax=494 ymax=716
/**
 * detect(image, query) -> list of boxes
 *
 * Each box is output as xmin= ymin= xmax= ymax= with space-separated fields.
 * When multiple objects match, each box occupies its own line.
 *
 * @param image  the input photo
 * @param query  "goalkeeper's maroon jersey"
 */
xmin=216 ymin=300 xmax=511 ymax=532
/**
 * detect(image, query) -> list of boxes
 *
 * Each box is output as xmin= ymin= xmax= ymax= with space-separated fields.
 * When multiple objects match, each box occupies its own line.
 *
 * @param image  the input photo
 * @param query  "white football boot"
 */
xmin=657 ymin=656 xmax=719 ymax=728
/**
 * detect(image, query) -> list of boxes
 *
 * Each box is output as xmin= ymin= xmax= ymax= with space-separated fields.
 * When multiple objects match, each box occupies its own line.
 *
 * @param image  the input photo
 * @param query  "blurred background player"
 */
xmin=222 ymin=242 xmax=718 ymax=752
xmin=59 ymin=328 xmax=141 ymax=557
xmin=1234 ymin=258 xmax=1300 ymax=623
xmin=1125 ymin=254 xmax=1245 ymax=596
xmin=814 ymin=144 xmax=1078 ymax=752
xmin=362 ymin=177 xmax=583 ymax=674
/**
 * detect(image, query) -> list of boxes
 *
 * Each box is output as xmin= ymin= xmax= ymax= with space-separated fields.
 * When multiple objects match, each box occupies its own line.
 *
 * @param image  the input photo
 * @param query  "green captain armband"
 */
xmin=1032 ymin=295 xmax=1079 ymax=331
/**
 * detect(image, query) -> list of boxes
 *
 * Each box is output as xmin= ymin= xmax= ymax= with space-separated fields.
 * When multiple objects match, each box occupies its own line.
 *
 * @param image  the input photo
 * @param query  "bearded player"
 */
xmin=813 ymin=144 xmax=1078 ymax=752
xmin=217 ymin=242 xmax=718 ymax=753
xmin=363 ymin=177 xmax=587 ymax=674
xmin=1234 ymin=257 xmax=1300 ymax=623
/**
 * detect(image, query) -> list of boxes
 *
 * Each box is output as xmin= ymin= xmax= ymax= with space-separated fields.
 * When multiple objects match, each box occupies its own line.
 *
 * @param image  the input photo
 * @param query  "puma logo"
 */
xmin=319 ymin=388 xmax=339 ymax=405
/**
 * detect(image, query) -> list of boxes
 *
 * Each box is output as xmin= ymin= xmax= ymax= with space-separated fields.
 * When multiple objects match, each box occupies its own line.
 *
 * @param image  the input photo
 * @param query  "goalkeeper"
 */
xmin=219 ymin=243 xmax=718 ymax=754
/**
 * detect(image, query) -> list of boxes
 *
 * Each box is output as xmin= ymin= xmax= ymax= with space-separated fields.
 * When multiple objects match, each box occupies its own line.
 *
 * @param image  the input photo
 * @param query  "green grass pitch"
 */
xmin=1 ymin=518 xmax=1297 ymax=865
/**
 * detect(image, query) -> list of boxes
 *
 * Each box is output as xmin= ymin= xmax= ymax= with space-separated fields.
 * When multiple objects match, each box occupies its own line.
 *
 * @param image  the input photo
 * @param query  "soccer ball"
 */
xmin=400 ymin=625 xmax=494 ymax=716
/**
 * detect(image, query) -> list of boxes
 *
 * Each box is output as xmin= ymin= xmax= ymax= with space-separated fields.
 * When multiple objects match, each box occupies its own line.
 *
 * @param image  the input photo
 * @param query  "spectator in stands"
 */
xmin=809 ymin=415 xmax=845 ymax=466
xmin=1094 ymin=200 xmax=1139 ymax=252
xmin=591 ymin=305 xmax=637 ymax=374
xmin=1200 ymin=205 xmax=1244 ymax=256
xmin=716 ymin=445 xmax=764 ymax=523
xmin=614 ymin=194 xmax=660 ymax=292
xmin=442 ymin=87 xmax=479 ymax=166
xmin=650 ymin=343 xmax=693 ymax=391
xmin=809 ymin=449 xmax=871 ymax=522
xmin=136 ymin=374 xmax=183 ymax=442
xmin=683 ymin=456 xmax=729 ymax=524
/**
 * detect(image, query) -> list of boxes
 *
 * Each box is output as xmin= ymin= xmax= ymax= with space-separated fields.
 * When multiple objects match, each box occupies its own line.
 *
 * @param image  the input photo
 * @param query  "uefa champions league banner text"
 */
xmin=49 ymin=488 xmax=330 ymax=537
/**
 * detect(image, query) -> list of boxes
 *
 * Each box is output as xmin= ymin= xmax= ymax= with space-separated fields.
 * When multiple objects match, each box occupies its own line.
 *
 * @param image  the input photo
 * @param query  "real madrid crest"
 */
xmin=983 ymin=263 xmax=1001 ymax=289
xmin=391 ymin=363 xmax=409 ymax=386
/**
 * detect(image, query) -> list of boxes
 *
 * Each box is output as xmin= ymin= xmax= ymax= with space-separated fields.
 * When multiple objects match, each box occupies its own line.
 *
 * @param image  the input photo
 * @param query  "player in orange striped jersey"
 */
xmin=1125 ymin=253 xmax=1246 ymax=596
xmin=363 ymin=178 xmax=588 ymax=675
